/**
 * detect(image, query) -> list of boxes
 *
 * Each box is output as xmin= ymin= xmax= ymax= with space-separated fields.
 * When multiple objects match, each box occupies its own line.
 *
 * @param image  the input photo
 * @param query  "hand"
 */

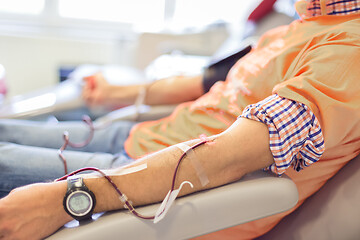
xmin=82 ymin=72 xmax=113 ymax=107
xmin=82 ymin=72 xmax=140 ymax=108
xmin=0 ymin=182 xmax=71 ymax=240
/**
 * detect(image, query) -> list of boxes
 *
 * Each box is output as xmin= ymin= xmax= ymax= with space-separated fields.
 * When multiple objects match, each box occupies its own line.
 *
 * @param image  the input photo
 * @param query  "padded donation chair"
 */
xmin=256 ymin=154 xmax=360 ymax=240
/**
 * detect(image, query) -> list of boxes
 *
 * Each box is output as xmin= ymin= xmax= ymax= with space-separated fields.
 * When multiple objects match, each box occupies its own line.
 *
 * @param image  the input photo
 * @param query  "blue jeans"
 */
xmin=0 ymin=119 xmax=136 ymax=198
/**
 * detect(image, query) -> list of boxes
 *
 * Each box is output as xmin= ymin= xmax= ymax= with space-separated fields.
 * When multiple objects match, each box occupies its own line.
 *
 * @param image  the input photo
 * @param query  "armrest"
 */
xmin=0 ymin=79 xmax=176 ymax=122
xmin=256 ymin=154 xmax=360 ymax=240
xmin=0 ymin=80 xmax=84 ymax=119
xmin=47 ymin=170 xmax=298 ymax=240
xmin=0 ymin=64 xmax=147 ymax=120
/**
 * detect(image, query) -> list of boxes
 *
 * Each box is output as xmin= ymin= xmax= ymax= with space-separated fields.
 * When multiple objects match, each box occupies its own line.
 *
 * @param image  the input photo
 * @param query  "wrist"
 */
xmin=108 ymin=84 xmax=145 ymax=106
xmin=83 ymin=177 xmax=124 ymax=213
xmin=51 ymin=181 xmax=74 ymax=224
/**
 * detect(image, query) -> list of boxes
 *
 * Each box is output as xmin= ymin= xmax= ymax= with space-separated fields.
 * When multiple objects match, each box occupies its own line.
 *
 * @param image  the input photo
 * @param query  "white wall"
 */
xmin=0 ymin=34 xmax=136 ymax=97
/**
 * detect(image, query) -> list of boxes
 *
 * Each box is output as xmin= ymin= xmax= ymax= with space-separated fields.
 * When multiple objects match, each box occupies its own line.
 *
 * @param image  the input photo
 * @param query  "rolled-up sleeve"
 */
xmin=240 ymin=94 xmax=325 ymax=176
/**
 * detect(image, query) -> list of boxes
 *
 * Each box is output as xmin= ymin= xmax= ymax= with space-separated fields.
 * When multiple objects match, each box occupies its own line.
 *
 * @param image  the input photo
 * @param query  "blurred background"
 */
xmin=0 ymin=0 xmax=259 ymax=98
xmin=0 ymin=0 xmax=298 ymax=99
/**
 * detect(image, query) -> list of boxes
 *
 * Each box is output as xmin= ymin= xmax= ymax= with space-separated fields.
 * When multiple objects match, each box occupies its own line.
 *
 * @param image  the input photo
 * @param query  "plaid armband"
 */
xmin=240 ymin=94 xmax=325 ymax=176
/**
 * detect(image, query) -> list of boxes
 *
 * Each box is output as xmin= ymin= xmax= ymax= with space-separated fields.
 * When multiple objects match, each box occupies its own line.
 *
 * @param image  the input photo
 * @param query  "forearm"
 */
xmin=83 ymin=73 xmax=204 ymax=107
xmin=86 ymin=117 xmax=273 ymax=213
xmin=144 ymin=75 xmax=204 ymax=105
xmin=107 ymin=75 xmax=204 ymax=106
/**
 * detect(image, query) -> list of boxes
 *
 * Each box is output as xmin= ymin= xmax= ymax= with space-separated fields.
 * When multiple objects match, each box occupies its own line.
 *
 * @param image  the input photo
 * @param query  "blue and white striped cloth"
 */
xmin=241 ymin=94 xmax=325 ymax=176
xmin=305 ymin=0 xmax=360 ymax=17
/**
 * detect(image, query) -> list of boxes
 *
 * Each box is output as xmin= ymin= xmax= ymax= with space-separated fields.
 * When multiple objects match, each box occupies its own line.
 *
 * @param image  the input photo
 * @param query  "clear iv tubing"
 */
xmin=56 ymin=115 xmax=209 ymax=220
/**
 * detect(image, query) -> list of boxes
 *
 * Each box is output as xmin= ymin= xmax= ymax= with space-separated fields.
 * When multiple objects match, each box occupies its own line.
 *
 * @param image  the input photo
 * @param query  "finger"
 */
xmin=83 ymin=76 xmax=96 ymax=90
xmin=83 ymin=74 xmax=95 ymax=82
xmin=93 ymin=72 xmax=108 ymax=86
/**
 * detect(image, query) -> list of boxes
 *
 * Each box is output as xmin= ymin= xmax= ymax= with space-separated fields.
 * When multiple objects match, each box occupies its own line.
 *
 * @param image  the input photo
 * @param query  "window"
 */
xmin=172 ymin=0 xmax=259 ymax=29
xmin=0 ymin=0 xmax=260 ymax=38
xmin=58 ymin=0 xmax=165 ymax=28
xmin=0 ymin=0 xmax=44 ymax=15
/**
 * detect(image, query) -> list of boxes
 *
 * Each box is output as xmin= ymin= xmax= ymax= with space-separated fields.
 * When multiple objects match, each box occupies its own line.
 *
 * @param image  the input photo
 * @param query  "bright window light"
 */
xmin=0 ymin=0 xmax=44 ymax=14
xmin=59 ymin=0 xmax=165 ymax=25
xmin=172 ymin=0 xmax=260 ymax=28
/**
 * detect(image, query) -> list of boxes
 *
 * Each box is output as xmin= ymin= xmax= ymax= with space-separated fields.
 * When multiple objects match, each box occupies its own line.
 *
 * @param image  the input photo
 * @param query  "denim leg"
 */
xmin=0 ymin=142 xmax=134 ymax=198
xmin=0 ymin=119 xmax=135 ymax=154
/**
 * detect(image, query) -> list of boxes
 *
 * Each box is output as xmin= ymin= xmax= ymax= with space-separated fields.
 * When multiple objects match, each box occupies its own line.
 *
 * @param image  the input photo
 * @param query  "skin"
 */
xmin=82 ymin=73 xmax=204 ymax=107
xmin=0 ymin=74 xmax=274 ymax=239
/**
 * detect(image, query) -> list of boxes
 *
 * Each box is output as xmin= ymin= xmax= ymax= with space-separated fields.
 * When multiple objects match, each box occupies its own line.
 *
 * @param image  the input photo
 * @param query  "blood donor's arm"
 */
xmin=0 ymin=118 xmax=273 ymax=240
xmin=82 ymin=73 xmax=204 ymax=107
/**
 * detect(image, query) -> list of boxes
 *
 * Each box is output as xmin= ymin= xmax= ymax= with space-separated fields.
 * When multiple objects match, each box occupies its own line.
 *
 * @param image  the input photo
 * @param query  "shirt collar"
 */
xmin=295 ymin=0 xmax=360 ymax=19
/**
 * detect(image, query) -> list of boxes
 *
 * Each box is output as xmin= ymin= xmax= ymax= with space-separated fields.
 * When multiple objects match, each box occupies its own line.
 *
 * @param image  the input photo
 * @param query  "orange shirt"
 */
xmin=126 ymin=2 xmax=360 ymax=239
xmin=125 ymin=14 xmax=360 ymax=163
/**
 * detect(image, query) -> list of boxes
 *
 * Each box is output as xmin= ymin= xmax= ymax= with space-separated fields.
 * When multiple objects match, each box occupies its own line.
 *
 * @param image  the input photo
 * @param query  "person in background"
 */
xmin=0 ymin=0 xmax=359 ymax=239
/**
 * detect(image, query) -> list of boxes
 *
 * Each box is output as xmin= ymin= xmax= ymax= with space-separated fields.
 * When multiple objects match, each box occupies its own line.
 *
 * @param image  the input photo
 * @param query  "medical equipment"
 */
xmin=63 ymin=175 xmax=97 ymax=221
xmin=56 ymin=118 xmax=213 ymax=223
xmin=175 ymin=141 xmax=210 ymax=187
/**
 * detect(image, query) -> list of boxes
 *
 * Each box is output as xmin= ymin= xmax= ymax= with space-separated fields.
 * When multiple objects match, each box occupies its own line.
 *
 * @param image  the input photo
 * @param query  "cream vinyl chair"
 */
xmin=256 ymin=154 xmax=360 ymax=240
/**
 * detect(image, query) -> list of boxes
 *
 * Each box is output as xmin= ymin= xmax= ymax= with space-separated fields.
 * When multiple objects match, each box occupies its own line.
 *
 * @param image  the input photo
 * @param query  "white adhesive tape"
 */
xmin=176 ymin=143 xmax=210 ymax=187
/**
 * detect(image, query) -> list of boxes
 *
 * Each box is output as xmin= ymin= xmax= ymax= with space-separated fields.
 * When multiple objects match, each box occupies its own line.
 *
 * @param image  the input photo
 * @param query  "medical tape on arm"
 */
xmin=175 ymin=142 xmax=210 ymax=187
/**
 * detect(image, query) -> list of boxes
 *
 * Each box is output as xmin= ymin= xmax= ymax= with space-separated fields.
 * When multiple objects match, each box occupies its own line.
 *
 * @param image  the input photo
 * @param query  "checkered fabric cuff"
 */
xmin=240 ymin=94 xmax=325 ymax=176
xmin=306 ymin=0 xmax=360 ymax=17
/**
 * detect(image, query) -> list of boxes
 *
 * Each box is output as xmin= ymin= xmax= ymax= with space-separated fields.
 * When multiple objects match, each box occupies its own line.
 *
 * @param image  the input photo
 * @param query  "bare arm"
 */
xmin=0 ymin=118 xmax=273 ymax=239
xmin=82 ymin=73 xmax=204 ymax=107
xmin=92 ymin=118 xmax=273 ymax=211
